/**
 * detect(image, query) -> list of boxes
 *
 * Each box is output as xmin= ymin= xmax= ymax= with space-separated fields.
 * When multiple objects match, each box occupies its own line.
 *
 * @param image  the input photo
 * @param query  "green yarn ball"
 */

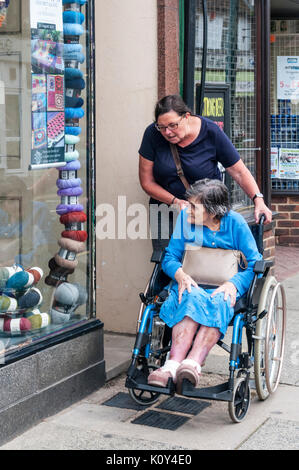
xmin=27 ymin=312 xmax=50 ymax=330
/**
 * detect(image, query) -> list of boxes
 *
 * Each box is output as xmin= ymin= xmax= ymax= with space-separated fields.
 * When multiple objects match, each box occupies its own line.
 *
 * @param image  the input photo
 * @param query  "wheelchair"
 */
xmin=125 ymin=216 xmax=287 ymax=423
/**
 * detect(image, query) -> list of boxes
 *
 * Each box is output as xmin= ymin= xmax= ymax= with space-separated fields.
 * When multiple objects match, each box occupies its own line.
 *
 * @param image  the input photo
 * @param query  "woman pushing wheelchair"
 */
xmin=147 ymin=179 xmax=262 ymax=392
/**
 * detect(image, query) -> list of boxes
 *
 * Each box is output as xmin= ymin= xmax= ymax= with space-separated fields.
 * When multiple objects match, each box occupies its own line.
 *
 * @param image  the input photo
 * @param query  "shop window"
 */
xmin=270 ymin=19 xmax=299 ymax=193
xmin=195 ymin=0 xmax=257 ymax=210
xmin=0 ymin=0 xmax=95 ymax=362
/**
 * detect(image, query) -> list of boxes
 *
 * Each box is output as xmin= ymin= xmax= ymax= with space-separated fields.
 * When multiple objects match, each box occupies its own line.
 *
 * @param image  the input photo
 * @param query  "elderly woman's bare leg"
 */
xmin=186 ymin=325 xmax=221 ymax=366
xmin=169 ymin=316 xmax=199 ymax=363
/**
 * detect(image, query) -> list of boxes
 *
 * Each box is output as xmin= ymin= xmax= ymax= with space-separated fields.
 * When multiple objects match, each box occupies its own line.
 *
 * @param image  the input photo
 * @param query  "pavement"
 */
xmin=1 ymin=245 xmax=299 ymax=451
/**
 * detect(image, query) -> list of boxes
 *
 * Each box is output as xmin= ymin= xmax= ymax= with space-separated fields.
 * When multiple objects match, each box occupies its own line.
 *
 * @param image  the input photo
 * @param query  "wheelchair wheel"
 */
xmin=228 ymin=377 xmax=251 ymax=423
xmin=128 ymin=364 xmax=162 ymax=406
xmin=254 ymin=276 xmax=287 ymax=400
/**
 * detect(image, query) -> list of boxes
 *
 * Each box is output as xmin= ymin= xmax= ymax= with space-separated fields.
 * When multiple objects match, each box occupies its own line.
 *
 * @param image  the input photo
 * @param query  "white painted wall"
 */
xmin=95 ymin=0 xmax=158 ymax=332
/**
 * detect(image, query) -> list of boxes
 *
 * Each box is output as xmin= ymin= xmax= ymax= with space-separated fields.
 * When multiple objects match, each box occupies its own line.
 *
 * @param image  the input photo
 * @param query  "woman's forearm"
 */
xmin=140 ymin=179 xmax=176 ymax=205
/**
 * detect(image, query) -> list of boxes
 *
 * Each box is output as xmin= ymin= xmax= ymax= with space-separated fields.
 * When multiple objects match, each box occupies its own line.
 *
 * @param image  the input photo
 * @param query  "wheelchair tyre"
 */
xmin=128 ymin=364 xmax=162 ymax=406
xmin=228 ymin=377 xmax=251 ymax=423
xmin=254 ymin=276 xmax=286 ymax=400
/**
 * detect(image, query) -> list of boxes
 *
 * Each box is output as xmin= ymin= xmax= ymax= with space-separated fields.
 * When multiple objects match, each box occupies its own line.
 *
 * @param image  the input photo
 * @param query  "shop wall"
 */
xmin=95 ymin=0 xmax=158 ymax=333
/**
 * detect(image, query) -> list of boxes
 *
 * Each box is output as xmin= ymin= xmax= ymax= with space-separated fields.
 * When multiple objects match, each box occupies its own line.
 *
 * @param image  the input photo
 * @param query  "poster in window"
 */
xmin=277 ymin=56 xmax=299 ymax=100
xmin=271 ymin=147 xmax=279 ymax=179
xmin=279 ymin=148 xmax=299 ymax=179
xmin=30 ymin=0 xmax=65 ymax=170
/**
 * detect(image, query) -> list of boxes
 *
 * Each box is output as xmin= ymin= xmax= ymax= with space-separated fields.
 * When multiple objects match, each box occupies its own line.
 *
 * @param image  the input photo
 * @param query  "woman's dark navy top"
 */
xmin=139 ymin=116 xmax=240 ymax=201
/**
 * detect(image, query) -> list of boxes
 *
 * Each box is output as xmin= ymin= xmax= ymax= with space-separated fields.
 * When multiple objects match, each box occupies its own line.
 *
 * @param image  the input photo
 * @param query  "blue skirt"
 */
xmin=159 ymin=283 xmax=237 ymax=339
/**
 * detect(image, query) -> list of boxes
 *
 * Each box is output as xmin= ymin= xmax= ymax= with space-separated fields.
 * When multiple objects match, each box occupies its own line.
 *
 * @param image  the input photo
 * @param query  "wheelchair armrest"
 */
xmin=150 ymin=249 xmax=164 ymax=263
xmin=253 ymin=259 xmax=273 ymax=274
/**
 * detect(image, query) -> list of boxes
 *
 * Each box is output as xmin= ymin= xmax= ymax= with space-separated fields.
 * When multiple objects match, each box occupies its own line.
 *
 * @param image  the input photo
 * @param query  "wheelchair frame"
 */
xmin=126 ymin=218 xmax=287 ymax=423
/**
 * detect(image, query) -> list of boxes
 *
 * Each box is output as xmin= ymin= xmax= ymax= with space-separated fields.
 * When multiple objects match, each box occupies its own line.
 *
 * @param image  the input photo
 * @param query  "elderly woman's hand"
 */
xmin=175 ymin=268 xmax=199 ymax=304
xmin=173 ymin=198 xmax=189 ymax=212
xmin=210 ymin=281 xmax=237 ymax=307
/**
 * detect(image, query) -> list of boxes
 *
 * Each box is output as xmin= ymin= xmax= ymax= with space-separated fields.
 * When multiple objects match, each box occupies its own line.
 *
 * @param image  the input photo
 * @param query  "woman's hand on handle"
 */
xmin=174 ymin=268 xmax=199 ymax=304
xmin=254 ymin=197 xmax=272 ymax=225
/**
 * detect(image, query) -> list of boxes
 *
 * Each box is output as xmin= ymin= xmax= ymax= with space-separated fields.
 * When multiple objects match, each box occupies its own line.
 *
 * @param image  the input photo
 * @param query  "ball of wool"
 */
xmin=64 ymin=135 xmax=80 ymax=146
xmin=50 ymin=307 xmax=71 ymax=325
xmin=65 ymin=107 xmax=85 ymax=120
xmin=0 ymin=317 xmax=31 ymax=333
xmin=56 ymin=204 xmax=84 ymax=215
xmin=64 ymin=149 xmax=80 ymax=162
xmin=65 ymin=68 xmax=84 ymax=80
xmin=65 ymin=78 xmax=85 ymax=90
xmin=63 ymin=0 xmax=87 ymax=4
xmin=63 ymin=10 xmax=85 ymax=24
xmin=54 ymin=254 xmax=78 ymax=270
xmin=61 ymin=230 xmax=88 ymax=242
xmin=54 ymin=282 xmax=79 ymax=306
xmin=0 ymin=265 xmax=23 ymax=287
xmin=60 ymin=212 xmax=87 ymax=225
xmin=63 ymin=51 xmax=85 ymax=64
xmin=58 ymin=237 xmax=85 ymax=254
xmin=0 ymin=295 xmax=17 ymax=312
xmin=72 ymin=282 xmax=88 ymax=306
xmin=57 ymin=186 xmax=83 ymax=197
xmin=27 ymin=267 xmax=43 ymax=284
xmin=6 ymin=271 xmax=35 ymax=290
xmin=56 ymin=178 xmax=82 ymax=189
xmin=27 ymin=312 xmax=50 ymax=330
xmin=65 ymin=126 xmax=82 ymax=136
xmin=18 ymin=288 xmax=43 ymax=310
xmin=64 ymin=43 xmax=83 ymax=54
xmin=63 ymin=23 xmax=84 ymax=37
xmin=45 ymin=258 xmax=75 ymax=287
xmin=65 ymin=96 xmax=84 ymax=108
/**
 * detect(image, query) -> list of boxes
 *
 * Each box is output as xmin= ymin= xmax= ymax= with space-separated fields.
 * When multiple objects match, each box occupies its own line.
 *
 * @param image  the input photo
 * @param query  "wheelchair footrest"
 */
xmin=181 ymin=379 xmax=233 ymax=402
xmin=126 ymin=375 xmax=175 ymax=396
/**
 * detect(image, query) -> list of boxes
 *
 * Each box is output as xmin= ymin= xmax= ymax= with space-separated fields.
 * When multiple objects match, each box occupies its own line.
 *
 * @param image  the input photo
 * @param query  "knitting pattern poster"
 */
xmin=30 ymin=0 xmax=65 ymax=169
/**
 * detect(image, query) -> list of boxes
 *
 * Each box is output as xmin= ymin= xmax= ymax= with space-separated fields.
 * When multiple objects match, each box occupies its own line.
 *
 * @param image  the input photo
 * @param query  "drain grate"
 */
xmin=157 ymin=396 xmax=211 ymax=415
xmin=131 ymin=410 xmax=190 ymax=430
xmin=102 ymin=392 xmax=152 ymax=411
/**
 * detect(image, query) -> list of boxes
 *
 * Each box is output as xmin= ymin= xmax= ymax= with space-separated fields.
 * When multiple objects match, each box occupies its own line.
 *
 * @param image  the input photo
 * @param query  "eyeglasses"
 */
xmin=154 ymin=114 xmax=186 ymax=132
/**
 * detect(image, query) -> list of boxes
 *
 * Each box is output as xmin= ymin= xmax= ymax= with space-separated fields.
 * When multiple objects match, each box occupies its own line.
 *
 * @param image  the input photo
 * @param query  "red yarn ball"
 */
xmin=61 ymin=230 xmax=88 ymax=242
xmin=3 ymin=317 xmax=31 ymax=332
xmin=60 ymin=212 xmax=87 ymax=225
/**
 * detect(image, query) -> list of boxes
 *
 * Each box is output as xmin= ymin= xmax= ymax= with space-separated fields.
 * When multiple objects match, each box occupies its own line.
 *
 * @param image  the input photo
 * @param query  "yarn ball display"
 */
xmin=57 ymin=186 xmax=83 ymax=197
xmin=64 ymin=135 xmax=81 ymax=147
xmin=65 ymin=126 xmax=82 ymax=136
xmin=0 ymin=317 xmax=31 ymax=333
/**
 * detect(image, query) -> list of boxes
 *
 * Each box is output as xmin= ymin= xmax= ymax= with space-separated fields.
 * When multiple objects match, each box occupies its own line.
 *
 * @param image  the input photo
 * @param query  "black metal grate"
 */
xmin=157 ymin=396 xmax=210 ymax=415
xmin=131 ymin=410 xmax=190 ymax=431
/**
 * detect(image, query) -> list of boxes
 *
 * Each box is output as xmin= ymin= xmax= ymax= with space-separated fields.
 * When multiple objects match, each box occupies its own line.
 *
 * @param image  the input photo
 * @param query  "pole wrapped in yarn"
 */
xmin=46 ymin=0 xmax=88 ymax=284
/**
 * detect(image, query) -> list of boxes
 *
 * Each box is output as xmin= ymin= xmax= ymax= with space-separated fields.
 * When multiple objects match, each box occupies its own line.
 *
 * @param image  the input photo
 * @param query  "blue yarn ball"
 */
xmin=18 ymin=288 xmax=42 ymax=310
xmin=6 ymin=271 xmax=31 ymax=290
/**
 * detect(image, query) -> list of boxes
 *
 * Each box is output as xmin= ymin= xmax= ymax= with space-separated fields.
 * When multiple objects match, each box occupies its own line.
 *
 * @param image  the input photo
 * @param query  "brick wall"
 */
xmin=271 ymin=195 xmax=299 ymax=246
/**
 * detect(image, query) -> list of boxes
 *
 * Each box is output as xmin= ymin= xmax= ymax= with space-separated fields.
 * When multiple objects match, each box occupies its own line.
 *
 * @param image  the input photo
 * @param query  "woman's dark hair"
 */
xmin=154 ymin=94 xmax=192 ymax=122
xmin=185 ymin=178 xmax=231 ymax=220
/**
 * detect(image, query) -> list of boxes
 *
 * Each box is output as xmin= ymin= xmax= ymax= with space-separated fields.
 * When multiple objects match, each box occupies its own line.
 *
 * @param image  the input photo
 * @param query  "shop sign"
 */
xmin=277 ymin=56 xmax=299 ymax=100
xmin=196 ymin=84 xmax=230 ymax=138
xmin=30 ymin=0 xmax=65 ymax=170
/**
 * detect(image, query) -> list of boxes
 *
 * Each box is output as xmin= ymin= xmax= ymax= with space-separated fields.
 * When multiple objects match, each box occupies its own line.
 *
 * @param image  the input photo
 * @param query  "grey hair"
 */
xmin=185 ymin=179 xmax=231 ymax=220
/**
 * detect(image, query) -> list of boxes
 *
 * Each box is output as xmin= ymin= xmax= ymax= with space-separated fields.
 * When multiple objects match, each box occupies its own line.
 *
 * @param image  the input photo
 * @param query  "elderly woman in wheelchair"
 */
xmin=147 ymin=178 xmax=262 ymax=392
xmin=126 ymin=178 xmax=286 ymax=422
